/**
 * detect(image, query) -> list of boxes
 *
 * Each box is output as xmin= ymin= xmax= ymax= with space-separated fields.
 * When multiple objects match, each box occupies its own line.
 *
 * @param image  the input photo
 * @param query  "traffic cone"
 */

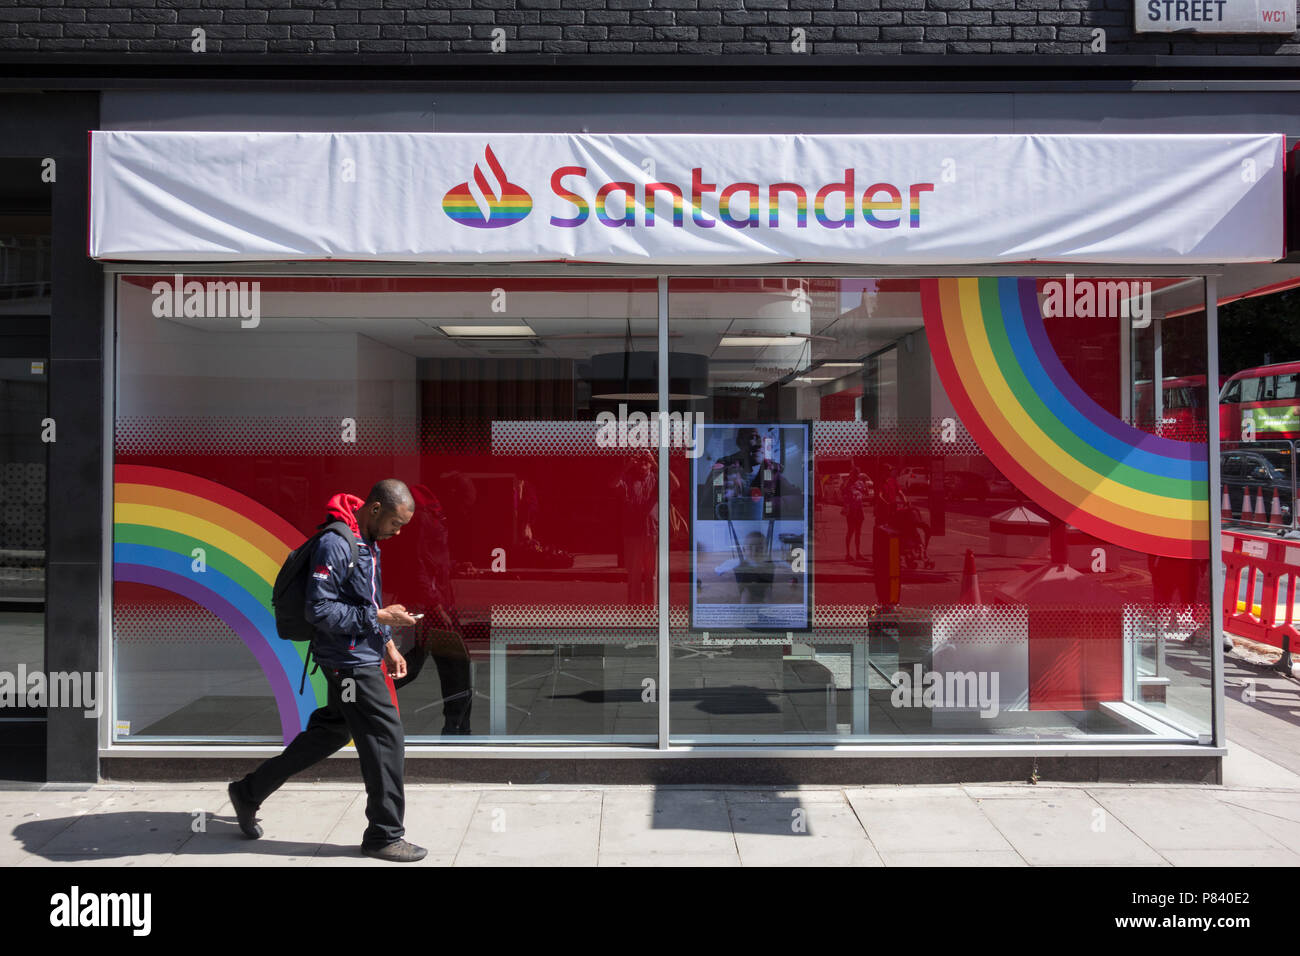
xmin=1222 ymin=486 xmax=1232 ymax=522
xmin=959 ymin=548 xmax=982 ymax=604
xmin=1256 ymin=486 xmax=1268 ymax=523
xmin=1243 ymin=485 xmax=1254 ymax=521
xmin=1272 ymin=487 xmax=1285 ymax=526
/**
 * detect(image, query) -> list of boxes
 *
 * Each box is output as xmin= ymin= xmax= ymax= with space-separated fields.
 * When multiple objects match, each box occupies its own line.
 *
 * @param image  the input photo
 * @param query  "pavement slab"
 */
xmin=880 ymin=850 xmax=1027 ymax=866
xmin=1158 ymin=847 xmax=1300 ymax=866
xmin=1212 ymin=793 xmax=1300 ymax=857
xmin=29 ymin=790 xmax=214 ymax=861
xmin=846 ymin=787 xmax=1018 ymax=854
xmin=1088 ymin=788 xmax=1283 ymax=852
xmin=1222 ymin=739 xmax=1300 ymax=789
xmin=454 ymin=790 xmax=602 ymax=866
xmin=974 ymin=790 xmax=1167 ymax=866
xmin=598 ymin=790 xmax=740 ymax=866
xmin=0 ymin=790 xmax=116 ymax=866
xmin=173 ymin=788 xmax=362 ymax=867
xmin=4 ymin=731 xmax=1300 ymax=867
xmin=21 ymin=852 xmax=178 ymax=867
xmin=728 ymin=798 xmax=884 ymax=866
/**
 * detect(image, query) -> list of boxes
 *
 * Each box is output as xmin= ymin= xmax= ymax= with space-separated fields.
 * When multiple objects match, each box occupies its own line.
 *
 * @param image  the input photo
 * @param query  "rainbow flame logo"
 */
xmin=441 ymin=144 xmax=532 ymax=228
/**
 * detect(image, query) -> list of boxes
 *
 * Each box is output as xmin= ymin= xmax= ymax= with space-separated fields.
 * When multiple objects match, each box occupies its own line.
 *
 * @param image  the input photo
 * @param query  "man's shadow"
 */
xmin=13 ymin=810 xmax=368 ymax=860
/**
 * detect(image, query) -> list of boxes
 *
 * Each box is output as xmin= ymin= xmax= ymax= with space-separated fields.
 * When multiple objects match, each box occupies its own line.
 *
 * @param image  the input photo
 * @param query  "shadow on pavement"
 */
xmin=12 ymin=811 xmax=364 ymax=861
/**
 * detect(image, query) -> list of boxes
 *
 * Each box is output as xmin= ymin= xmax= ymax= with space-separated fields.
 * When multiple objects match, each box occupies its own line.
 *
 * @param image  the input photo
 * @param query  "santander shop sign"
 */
xmin=441 ymin=143 xmax=932 ymax=233
xmin=89 ymin=131 xmax=1285 ymax=264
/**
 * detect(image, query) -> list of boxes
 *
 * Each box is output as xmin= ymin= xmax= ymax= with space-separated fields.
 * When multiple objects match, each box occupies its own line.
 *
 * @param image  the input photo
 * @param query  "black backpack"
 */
xmin=271 ymin=521 xmax=360 ymax=692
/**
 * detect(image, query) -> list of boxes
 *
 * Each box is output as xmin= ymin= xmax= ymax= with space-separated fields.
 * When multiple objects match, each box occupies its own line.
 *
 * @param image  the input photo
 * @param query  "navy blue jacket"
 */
xmin=304 ymin=530 xmax=392 ymax=668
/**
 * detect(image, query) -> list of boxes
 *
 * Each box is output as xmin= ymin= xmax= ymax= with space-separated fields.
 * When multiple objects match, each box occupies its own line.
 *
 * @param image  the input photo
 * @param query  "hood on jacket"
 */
xmin=324 ymin=493 xmax=365 ymax=539
xmin=411 ymin=483 xmax=444 ymax=522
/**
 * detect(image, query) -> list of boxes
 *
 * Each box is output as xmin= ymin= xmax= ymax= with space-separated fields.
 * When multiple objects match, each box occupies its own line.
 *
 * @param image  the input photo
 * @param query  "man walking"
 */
xmin=228 ymin=479 xmax=426 ymax=862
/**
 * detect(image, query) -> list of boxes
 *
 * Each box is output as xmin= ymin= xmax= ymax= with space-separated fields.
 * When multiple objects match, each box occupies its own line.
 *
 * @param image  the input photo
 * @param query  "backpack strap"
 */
xmin=317 ymin=520 xmax=360 ymax=569
xmin=298 ymin=643 xmax=314 ymax=696
xmin=296 ymin=521 xmax=359 ymax=695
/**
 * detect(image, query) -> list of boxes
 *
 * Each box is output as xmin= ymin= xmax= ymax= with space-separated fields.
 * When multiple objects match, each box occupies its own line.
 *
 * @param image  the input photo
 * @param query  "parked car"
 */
xmin=1221 ymin=448 xmax=1294 ymax=524
xmin=986 ymin=474 xmax=1018 ymax=500
xmin=898 ymin=466 xmax=929 ymax=493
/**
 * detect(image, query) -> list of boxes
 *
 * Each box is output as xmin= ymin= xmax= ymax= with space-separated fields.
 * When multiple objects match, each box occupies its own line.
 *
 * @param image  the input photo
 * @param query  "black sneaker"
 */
xmin=361 ymin=838 xmax=428 ymax=862
xmin=227 ymin=781 xmax=263 ymax=839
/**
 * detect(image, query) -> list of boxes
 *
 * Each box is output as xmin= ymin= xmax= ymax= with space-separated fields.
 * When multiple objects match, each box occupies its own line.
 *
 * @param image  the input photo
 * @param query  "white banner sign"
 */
xmin=90 ymin=131 xmax=1285 ymax=265
xmin=1137 ymin=0 xmax=1294 ymax=33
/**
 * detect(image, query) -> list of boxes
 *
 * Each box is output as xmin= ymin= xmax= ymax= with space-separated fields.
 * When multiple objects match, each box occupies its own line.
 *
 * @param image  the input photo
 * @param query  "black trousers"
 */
xmin=237 ymin=662 xmax=405 ymax=850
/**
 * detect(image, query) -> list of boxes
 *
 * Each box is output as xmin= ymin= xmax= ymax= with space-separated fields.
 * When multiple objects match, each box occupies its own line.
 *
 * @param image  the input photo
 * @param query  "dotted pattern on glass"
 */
xmin=0 ymin=461 xmax=45 ymax=549
xmin=113 ymin=600 xmax=241 ymax=645
xmin=812 ymin=420 xmax=982 ymax=457
xmin=115 ymin=419 xmax=498 ymax=456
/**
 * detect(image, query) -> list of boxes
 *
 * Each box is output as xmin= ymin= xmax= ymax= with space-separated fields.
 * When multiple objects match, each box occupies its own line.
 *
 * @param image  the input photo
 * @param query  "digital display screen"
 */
xmin=690 ymin=423 xmax=811 ymax=631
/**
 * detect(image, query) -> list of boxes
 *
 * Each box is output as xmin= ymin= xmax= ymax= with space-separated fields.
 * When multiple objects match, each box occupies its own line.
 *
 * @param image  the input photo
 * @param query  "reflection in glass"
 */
xmin=668 ymin=276 xmax=1212 ymax=742
xmin=114 ymin=276 xmax=659 ymax=743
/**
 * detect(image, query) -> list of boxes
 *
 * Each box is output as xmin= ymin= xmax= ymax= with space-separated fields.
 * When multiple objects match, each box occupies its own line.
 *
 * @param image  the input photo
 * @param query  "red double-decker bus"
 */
xmin=1134 ymin=374 xmax=1218 ymax=437
xmin=1219 ymin=361 xmax=1300 ymax=440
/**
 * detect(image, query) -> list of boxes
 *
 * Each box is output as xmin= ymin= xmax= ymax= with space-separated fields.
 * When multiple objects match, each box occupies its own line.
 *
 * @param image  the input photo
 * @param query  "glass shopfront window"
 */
xmin=113 ymin=276 xmax=660 ymax=743
xmin=111 ymin=271 xmax=1215 ymax=747
xmin=665 ymin=275 xmax=1212 ymax=742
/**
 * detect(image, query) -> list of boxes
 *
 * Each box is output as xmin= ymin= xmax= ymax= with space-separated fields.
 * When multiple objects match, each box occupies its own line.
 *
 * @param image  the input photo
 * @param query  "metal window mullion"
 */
xmin=101 ymin=271 xmax=117 ymax=751
xmin=657 ymin=274 xmax=670 ymax=750
xmin=1120 ymin=309 xmax=1132 ymax=422
xmin=1154 ymin=313 xmax=1163 ymax=431
xmin=1206 ymin=275 xmax=1225 ymax=753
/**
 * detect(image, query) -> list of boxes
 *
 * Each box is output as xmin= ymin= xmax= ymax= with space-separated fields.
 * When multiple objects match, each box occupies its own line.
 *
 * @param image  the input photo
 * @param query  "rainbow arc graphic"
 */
xmin=922 ymin=277 xmax=1209 ymax=560
xmin=113 ymin=465 xmax=323 ymax=742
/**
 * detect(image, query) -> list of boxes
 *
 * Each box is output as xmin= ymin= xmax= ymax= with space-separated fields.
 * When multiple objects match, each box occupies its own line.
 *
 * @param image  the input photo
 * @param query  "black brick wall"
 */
xmin=0 ymin=0 xmax=1295 ymax=57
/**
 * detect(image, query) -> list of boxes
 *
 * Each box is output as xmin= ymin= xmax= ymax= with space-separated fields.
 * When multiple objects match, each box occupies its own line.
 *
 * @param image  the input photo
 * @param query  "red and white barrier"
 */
xmin=1222 ymin=529 xmax=1300 ymax=672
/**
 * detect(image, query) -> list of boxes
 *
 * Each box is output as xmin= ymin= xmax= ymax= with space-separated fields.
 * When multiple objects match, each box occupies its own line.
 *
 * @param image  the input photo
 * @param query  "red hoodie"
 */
xmin=305 ymin=492 xmax=390 ymax=669
xmin=324 ymin=493 xmax=365 ymax=540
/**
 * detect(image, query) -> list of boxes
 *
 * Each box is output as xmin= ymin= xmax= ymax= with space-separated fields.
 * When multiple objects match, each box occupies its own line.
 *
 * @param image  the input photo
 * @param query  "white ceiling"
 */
xmin=116 ymin=266 xmax=1300 ymax=389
